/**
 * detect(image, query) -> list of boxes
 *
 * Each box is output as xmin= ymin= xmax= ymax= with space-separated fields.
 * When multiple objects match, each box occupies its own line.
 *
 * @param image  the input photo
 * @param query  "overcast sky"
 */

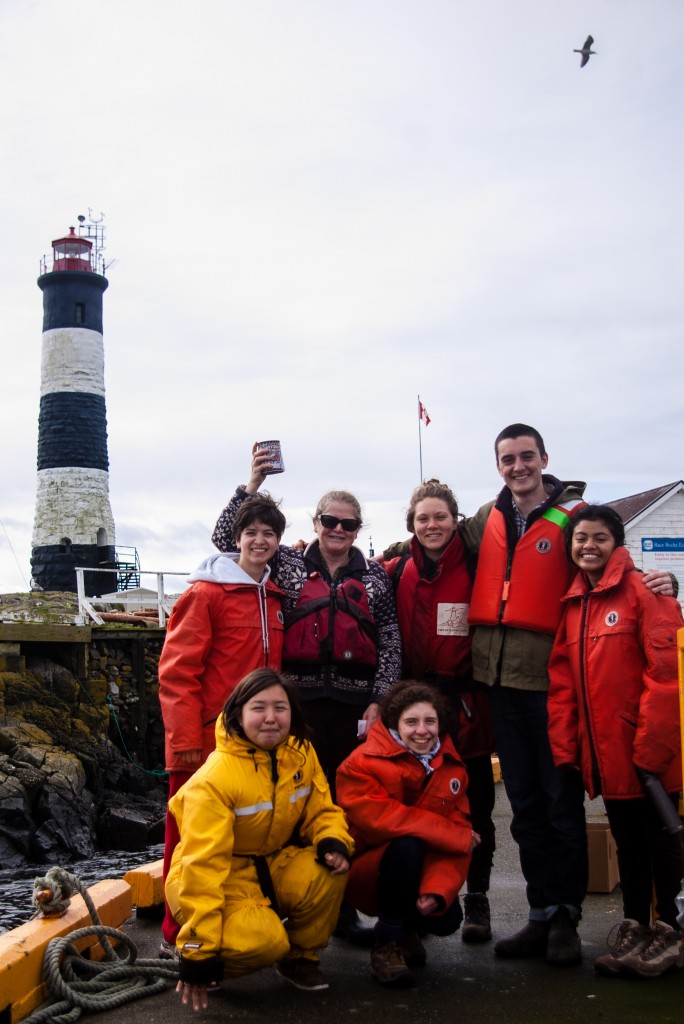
xmin=1 ymin=0 xmax=682 ymax=593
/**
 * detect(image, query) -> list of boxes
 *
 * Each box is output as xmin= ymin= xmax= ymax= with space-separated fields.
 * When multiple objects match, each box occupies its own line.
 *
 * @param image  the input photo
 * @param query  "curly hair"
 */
xmin=380 ymin=680 xmax=448 ymax=733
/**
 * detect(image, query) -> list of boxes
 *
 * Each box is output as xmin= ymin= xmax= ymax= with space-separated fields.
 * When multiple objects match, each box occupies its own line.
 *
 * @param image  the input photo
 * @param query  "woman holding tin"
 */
xmin=212 ymin=443 xmax=402 ymax=943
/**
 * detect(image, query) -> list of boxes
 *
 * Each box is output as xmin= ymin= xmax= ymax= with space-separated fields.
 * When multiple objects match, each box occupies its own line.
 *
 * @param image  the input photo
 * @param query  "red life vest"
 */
xmin=468 ymin=500 xmax=585 ymax=635
xmin=282 ymin=571 xmax=378 ymax=673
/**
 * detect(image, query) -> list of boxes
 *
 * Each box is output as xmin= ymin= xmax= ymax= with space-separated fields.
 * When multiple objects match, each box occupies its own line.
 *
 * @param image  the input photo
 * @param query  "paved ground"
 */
xmin=96 ymin=786 xmax=682 ymax=1024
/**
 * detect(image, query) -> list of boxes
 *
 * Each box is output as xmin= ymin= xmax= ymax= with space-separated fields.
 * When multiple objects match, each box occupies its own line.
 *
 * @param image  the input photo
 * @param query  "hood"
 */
xmin=186 ymin=552 xmax=272 ymax=587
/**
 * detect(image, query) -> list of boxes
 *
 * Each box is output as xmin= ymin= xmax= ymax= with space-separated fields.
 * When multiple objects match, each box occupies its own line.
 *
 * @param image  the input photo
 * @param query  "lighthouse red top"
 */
xmin=51 ymin=227 xmax=93 ymax=272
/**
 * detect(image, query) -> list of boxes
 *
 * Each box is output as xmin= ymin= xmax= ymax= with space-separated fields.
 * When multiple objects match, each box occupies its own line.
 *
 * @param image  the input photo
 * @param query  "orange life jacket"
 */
xmin=468 ymin=501 xmax=585 ymax=635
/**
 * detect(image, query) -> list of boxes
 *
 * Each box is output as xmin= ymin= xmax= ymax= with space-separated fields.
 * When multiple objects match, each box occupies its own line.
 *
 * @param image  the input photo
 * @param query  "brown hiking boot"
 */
xmin=401 ymin=932 xmax=427 ymax=968
xmin=594 ymin=919 xmax=652 ymax=976
xmin=618 ymin=921 xmax=683 ymax=978
xmin=275 ymin=958 xmax=329 ymax=991
xmin=370 ymin=942 xmax=415 ymax=988
xmin=462 ymin=893 xmax=492 ymax=943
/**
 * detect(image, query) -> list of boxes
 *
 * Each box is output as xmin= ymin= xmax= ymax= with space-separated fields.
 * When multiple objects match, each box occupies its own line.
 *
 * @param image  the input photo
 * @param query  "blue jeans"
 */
xmin=490 ymin=686 xmax=587 ymax=921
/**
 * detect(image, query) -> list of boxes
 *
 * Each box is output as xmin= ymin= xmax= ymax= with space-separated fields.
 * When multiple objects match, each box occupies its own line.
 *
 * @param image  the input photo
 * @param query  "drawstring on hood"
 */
xmin=187 ymin=553 xmax=277 ymax=662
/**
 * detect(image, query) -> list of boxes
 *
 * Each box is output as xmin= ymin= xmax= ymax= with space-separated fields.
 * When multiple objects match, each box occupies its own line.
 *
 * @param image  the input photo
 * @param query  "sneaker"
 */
xmin=494 ymin=920 xmax=549 ymax=958
xmin=401 ymin=932 xmax=427 ymax=968
xmin=594 ymin=919 xmax=652 ymax=977
xmin=546 ymin=906 xmax=582 ymax=966
xmin=275 ymin=958 xmax=329 ymax=991
xmin=370 ymin=942 xmax=415 ymax=988
xmin=619 ymin=920 xmax=684 ymax=978
xmin=462 ymin=893 xmax=492 ymax=943
xmin=158 ymin=938 xmax=180 ymax=960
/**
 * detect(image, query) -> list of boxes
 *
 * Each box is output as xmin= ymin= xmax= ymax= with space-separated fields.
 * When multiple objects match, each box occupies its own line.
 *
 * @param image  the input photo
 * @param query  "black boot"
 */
xmin=494 ymin=920 xmax=549 ymax=958
xmin=334 ymin=900 xmax=375 ymax=947
xmin=546 ymin=906 xmax=581 ymax=966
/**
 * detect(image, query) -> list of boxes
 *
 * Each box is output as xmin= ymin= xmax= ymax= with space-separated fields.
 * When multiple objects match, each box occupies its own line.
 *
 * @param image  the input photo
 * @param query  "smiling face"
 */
xmin=236 ymin=520 xmax=280 ymax=580
xmin=397 ymin=701 xmax=440 ymax=754
xmin=571 ymin=519 xmax=617 ymax=586
xmin=239 ymin=684 xmax=292 ymax=749
xmin=496 ymin=434 xmax=548 ymax=507
xmin=313 ymin=500 xmax=360 ymax=564
xmin=412 ymin=497 xmax=457 ymax=561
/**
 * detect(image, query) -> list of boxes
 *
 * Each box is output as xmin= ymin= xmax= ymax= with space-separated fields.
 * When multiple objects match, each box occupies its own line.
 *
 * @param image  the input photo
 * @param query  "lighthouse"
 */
xmin=30 ymin=216 xmax=116 ymax=595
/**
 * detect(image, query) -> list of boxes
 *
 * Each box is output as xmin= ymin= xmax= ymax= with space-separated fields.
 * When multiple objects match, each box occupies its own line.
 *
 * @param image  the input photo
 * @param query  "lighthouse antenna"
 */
xmin=76 ymin=210 xmax=107 ymax=274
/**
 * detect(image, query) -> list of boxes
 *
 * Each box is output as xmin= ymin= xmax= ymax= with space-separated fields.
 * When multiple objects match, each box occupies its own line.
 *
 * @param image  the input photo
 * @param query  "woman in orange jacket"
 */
xmin=336 ymin=680 xmax=475 ymax=988
xmin=548 ymin=504 xmax=683 ymax=979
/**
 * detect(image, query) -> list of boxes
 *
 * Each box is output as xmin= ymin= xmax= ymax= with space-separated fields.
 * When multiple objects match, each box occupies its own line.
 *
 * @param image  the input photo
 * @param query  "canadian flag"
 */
xmin=419 ymin=400 xmax=431 ymax=426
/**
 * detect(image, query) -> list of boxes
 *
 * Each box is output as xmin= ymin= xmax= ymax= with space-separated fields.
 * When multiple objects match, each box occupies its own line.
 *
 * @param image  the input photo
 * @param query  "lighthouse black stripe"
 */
xmin=37 ymin=271 xmax=108 ymax=332
xmin=37 ymin=392 xmax=109 ymax=470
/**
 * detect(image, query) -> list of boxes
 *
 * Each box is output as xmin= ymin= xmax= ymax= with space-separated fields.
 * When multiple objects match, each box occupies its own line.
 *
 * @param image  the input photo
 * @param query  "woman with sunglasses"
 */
xmin=212 ymin=445 xmax=401 ymax=946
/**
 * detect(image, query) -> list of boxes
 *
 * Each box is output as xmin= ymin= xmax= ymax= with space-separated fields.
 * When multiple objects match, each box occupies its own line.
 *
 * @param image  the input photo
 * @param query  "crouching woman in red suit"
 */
xmin=336 ymin=680 xmax=477 ymax=988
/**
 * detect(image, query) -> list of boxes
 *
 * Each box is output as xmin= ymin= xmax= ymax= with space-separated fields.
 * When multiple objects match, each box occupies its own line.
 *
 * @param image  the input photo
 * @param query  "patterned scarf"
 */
xmin=389 ymin=729 xmax=441 ymax=775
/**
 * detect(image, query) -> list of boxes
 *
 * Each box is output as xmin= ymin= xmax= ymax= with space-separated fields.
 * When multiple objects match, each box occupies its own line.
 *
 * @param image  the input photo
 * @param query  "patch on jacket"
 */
xmin=437 ymin=603 xmax=469 ymax=636
xmin=182 ymin=942 xmax=203 ymax=950
xmin=535 ymin=538 xmax=552 ymax=554
xmin=605 ymin=611 xmax=619 ymax=626
xmin=449 ymin=777 xmax=461 ymax=795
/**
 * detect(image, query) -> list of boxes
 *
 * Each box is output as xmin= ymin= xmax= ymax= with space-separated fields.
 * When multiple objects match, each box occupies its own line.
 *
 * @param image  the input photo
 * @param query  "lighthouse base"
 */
xmin=30 ymin=543 xmax=116 ymax=595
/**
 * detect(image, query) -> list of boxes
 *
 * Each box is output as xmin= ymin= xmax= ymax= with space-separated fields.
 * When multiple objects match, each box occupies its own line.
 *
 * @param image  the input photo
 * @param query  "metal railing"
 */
xmin=75 ymin=567 xmax=188 ymax=627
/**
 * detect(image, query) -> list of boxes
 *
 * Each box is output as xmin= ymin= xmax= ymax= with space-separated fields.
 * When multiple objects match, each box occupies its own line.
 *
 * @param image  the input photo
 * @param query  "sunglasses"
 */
xmin=317 ymin=514 xmax=361 ymax=532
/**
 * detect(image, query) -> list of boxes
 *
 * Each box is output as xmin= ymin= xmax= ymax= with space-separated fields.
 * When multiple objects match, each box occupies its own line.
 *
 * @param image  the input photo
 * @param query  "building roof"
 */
xmin=606 ymin=481 xmax=684 ymax=524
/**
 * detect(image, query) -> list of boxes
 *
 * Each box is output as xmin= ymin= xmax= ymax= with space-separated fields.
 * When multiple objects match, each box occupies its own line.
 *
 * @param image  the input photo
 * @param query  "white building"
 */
xmin=607 ymin=481 xmax=684 ymax=602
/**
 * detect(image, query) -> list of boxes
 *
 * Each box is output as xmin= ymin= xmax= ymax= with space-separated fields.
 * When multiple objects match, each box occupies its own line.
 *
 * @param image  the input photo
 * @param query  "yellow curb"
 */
xmin=0 ymin=878 xmax=132 ymax=1024
xmin=123 ymin=858 xmax=164 ymax=908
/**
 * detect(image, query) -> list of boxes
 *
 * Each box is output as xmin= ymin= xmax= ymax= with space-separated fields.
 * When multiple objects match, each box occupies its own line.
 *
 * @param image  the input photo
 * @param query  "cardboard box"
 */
xmin=586 ymin=820 xmax=620 ymax=893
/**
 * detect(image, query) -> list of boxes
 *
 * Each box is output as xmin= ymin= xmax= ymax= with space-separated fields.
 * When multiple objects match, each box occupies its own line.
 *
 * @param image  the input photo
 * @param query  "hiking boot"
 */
xmin=494 ymin=920 xmax=549 ymax=958
xmin=594 ymin=919 xmax=652 ymax=977
xmin=546 ymin=906 xmax=582 ymax=966
xmin=158 ymin=938 xmax=180 ymax=960
xmin=334 ymin=901 xmax=375 ymax=947
xmin=275 ymin=958 xmax=329 ymax=991
xmin=370 ymin=942 xmax=415 ymax=988
xmin=618 ymin=920 xmax=683 ymax=978
xmin=401 ymin=932 xmax=427 ymax=968
xmin=462 ymin=893 xmax=492 ymax=943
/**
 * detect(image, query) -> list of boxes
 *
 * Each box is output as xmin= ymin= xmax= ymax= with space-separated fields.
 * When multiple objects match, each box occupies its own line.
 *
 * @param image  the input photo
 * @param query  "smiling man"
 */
xmin=462 ymin=423 xmax=674 ymax=967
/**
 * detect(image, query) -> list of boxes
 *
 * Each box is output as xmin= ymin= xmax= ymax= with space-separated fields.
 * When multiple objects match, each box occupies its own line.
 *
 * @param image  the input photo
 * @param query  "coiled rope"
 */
xmin=21 ymin=866 xmax=178 ymax=1024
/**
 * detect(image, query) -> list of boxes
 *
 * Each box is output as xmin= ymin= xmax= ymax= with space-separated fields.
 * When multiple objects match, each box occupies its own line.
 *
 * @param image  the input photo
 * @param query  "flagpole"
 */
xmin=417 ymin=394 xmax=423 ymax=482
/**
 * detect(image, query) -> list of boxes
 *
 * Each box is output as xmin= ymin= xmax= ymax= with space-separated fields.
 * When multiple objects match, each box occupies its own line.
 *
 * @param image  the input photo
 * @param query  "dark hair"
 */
xmin=221 ymin=668 xmax=311 ymax=748
xmin=233 ymin=493 xmax=286 ymax=541
xmin=494 ymin=423 xmax=546 ymax=461
xmin=567 ymin=504 xmax=625 ymax=550
xmin=405 ymin=479 xmax=459 ymax=533
xmin=380 ymin=680 xmax=448 ymax=733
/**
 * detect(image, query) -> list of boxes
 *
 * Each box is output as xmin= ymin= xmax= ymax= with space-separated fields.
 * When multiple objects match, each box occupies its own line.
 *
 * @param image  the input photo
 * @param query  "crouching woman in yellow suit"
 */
xmin=166 ymin=667 xmax=353 ymax=1010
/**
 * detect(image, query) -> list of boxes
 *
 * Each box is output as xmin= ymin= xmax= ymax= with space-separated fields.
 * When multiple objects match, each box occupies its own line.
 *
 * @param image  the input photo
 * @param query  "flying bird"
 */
xmin=574 ymin=34 xmax=596 ymax=68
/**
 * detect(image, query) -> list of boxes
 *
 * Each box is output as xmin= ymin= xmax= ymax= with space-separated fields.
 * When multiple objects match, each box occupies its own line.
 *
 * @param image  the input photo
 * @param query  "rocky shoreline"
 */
xmin=0 ymin=592 xmax=167 ymax=868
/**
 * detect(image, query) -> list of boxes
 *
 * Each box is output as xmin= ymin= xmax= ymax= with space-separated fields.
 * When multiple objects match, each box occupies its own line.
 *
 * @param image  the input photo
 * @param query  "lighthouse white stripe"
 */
xmin=40 ymin=327 xmax=106 ymax=397
xmin=32 ymin=467 xmax=115 ymax=547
